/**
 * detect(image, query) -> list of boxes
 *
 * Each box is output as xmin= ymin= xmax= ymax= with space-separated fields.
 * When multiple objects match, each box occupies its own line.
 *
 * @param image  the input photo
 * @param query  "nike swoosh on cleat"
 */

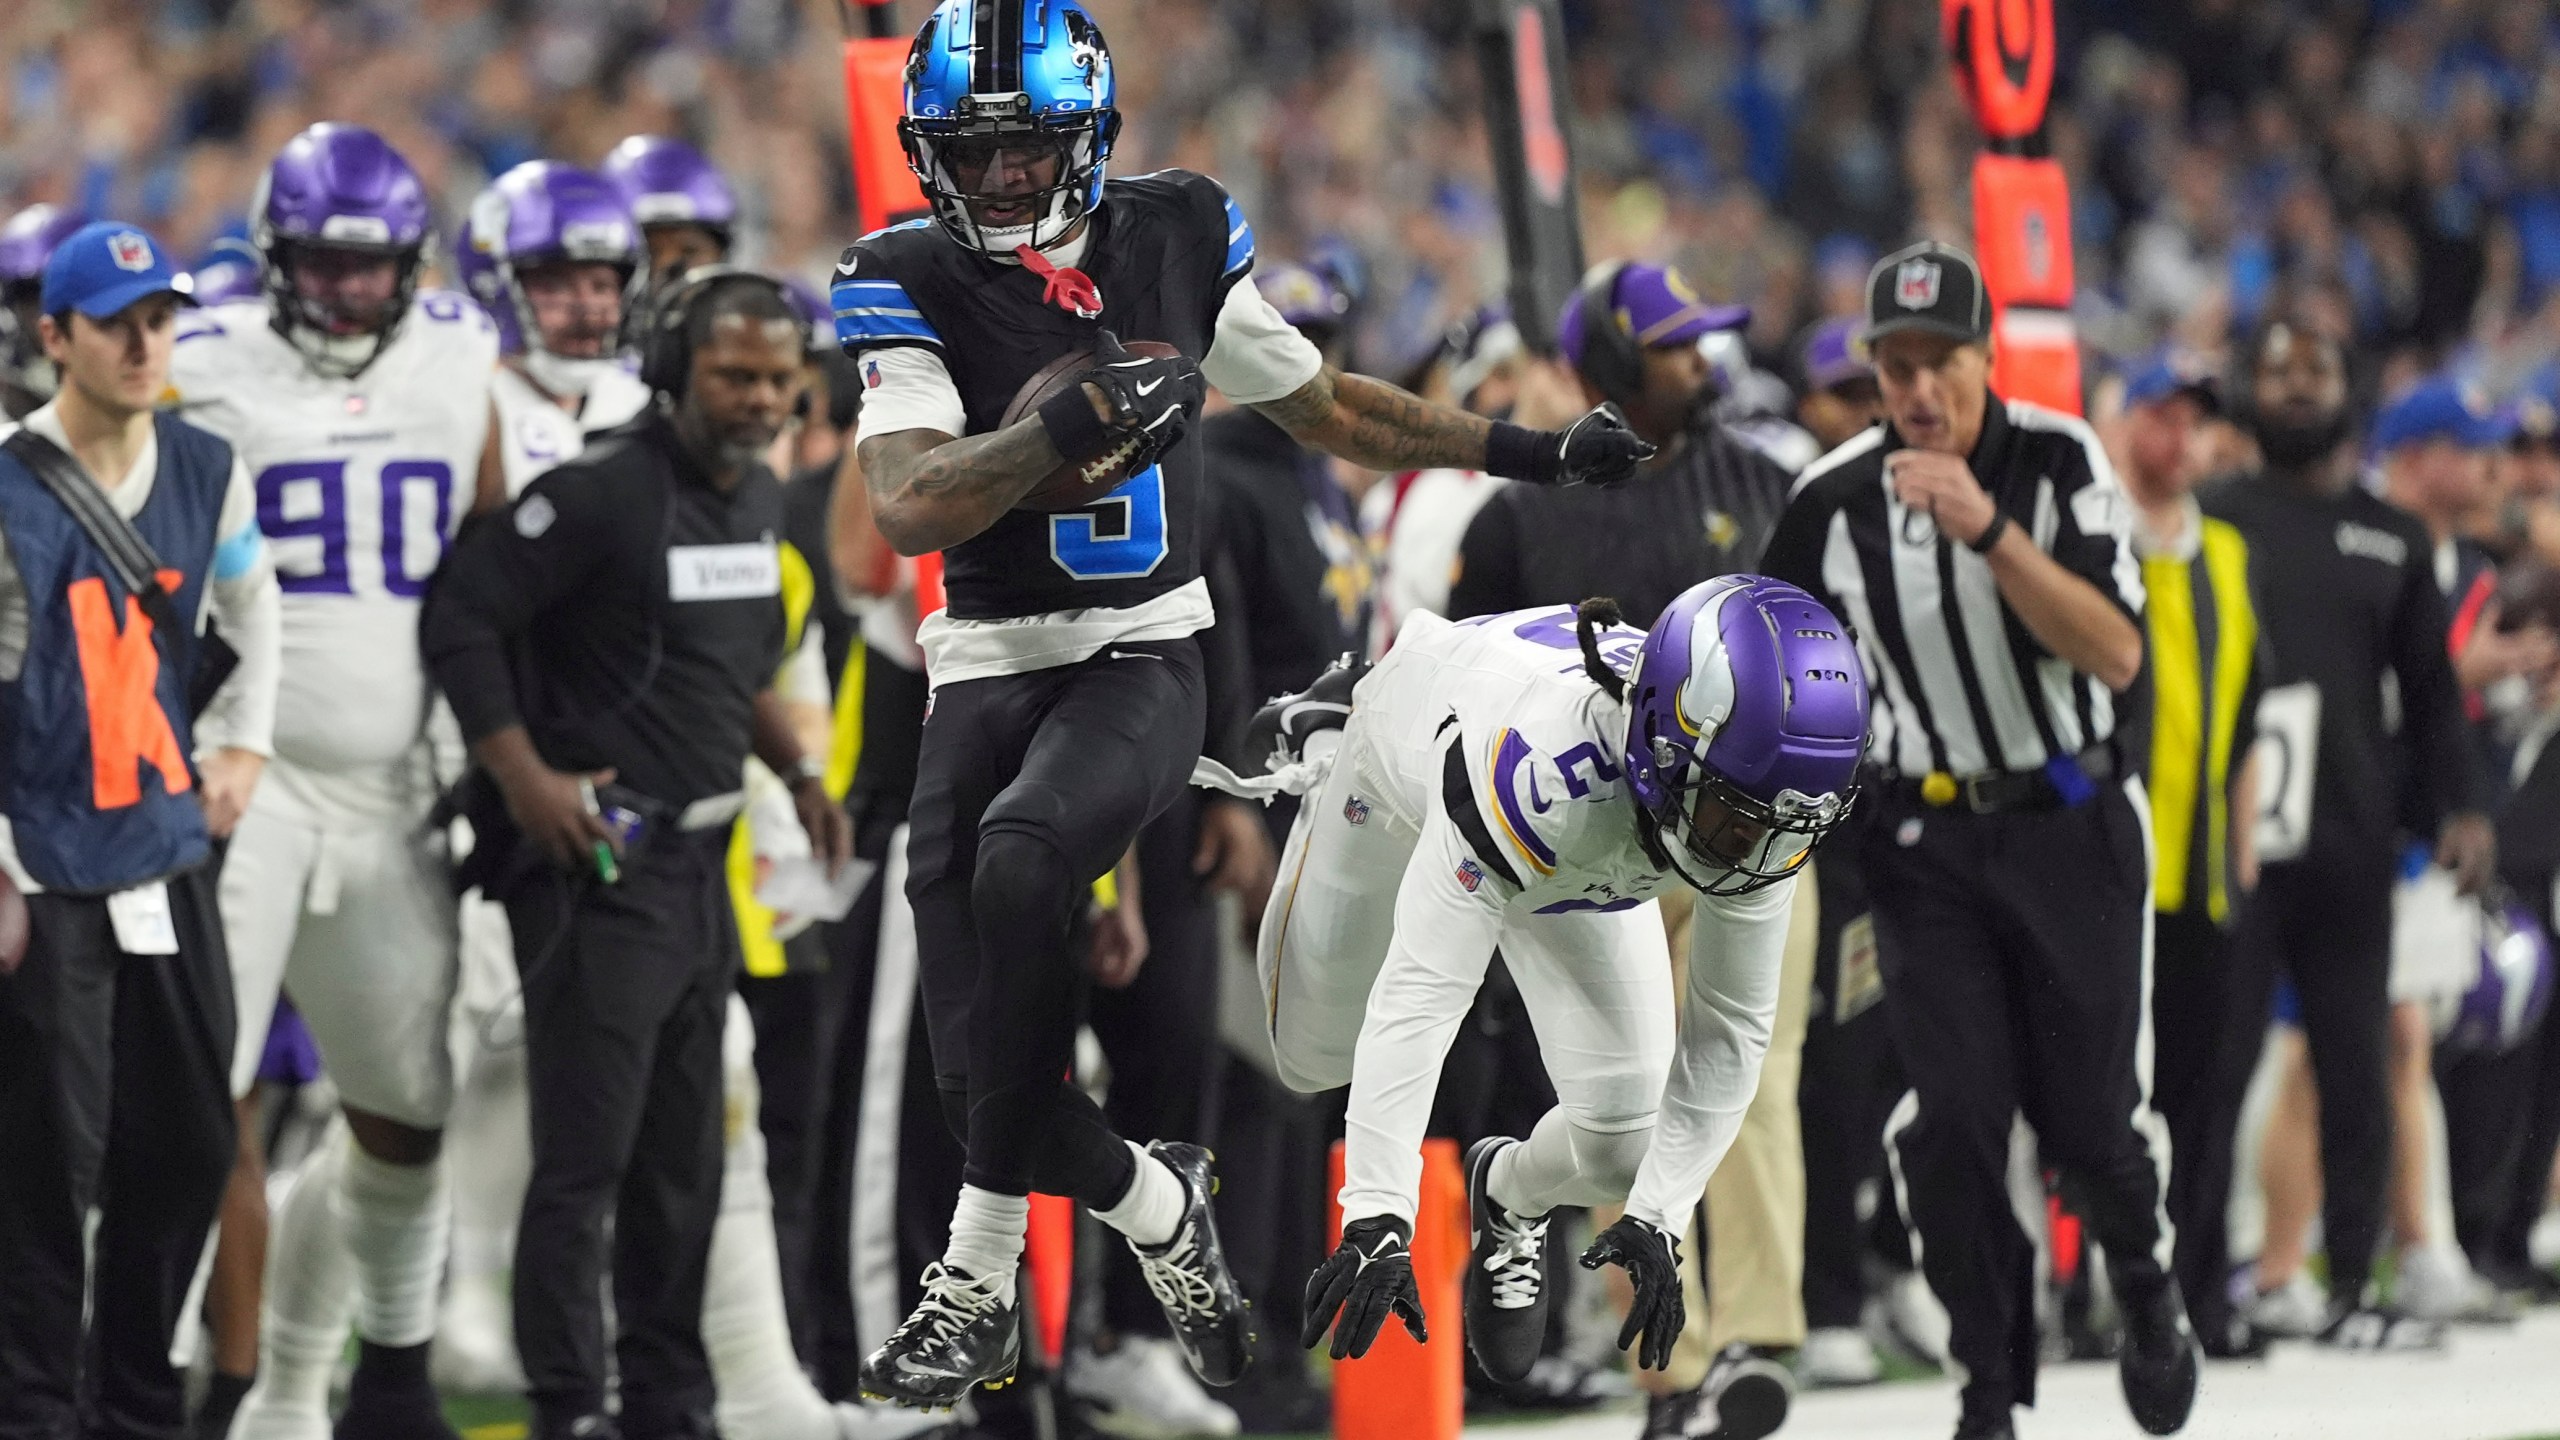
xmin=895 ymin=1354 xmax=968 ymax=1379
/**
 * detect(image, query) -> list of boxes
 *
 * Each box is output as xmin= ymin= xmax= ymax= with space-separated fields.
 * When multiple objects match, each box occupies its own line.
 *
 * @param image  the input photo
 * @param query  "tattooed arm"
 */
xmin=1251 ymin=365 xmax=1494 ymax=472
xmin=858 ymin=383 xmax=1114 ymax=556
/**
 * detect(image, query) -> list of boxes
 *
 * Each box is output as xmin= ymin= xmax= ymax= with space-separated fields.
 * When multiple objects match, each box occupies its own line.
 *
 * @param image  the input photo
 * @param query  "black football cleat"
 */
xmin=1698 ymin=1342 xmax=1794 ymax=1440
xmin=2117 ymin=1277 xmax=2201 ymax=1435
xmin=1127 ymin=1141 xmax=1255 ymax=1386
xmin=1462 ymin=1136 xmax=1552 ymax=1384
xmin=1242 ymin=653 xmax=1367 ymax=770
xmin=858 ymin=1262 xmax=1021 ymax=1410
xmin=332 ymin=1342 xmax=462 ymax=1440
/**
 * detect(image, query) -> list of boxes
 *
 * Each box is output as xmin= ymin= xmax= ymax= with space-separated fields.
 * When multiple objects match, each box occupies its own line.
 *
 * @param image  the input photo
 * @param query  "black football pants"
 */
xmin=1856 ymin=783 xmax=2172 ymax=1421
xmin=2222 ymin=854 xmax=2394 ymax=1304
xmin=0 ymin=864 xmax=234 ymax=1440
xmin=505 ymin=830 xmax=734 ymax=1433
xmin=908 ymin=638 xmax=1206 ymax=1202
xmin=2148 ymin=906 xmax=2256 ymax=1341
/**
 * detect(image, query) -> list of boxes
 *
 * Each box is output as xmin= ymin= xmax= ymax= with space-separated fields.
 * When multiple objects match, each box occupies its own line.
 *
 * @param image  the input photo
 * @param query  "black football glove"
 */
xmin=1080 ymin=328 xmax=1205 ymax=473
xmin=1302 ymin=1215 xmax=1428 ymax=1360
xmin=1550 ymin=404 xmax=1653 ymax=486
xmin=1580 ymin=1214 xmax=1684 ymax=1371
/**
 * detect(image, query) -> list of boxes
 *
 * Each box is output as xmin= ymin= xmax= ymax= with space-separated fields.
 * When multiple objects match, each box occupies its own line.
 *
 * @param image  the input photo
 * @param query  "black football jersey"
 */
xmin=834 ymin=170 xmax=1255 ymax=620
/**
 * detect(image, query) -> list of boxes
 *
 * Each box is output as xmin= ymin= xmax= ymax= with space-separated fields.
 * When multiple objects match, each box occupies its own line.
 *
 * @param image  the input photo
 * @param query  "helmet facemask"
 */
xmin=902 ymin=96 xmax=1114 ymax=257
xmin=1 ymin=280 xmax=56 ymax=407
xmin=261 ymin=234 xmax=424 ymax=380
xmin=510 ymin=253 xmax=639 ymax=400
xmin=1641 ymin=733 xmax=1852 ymax=897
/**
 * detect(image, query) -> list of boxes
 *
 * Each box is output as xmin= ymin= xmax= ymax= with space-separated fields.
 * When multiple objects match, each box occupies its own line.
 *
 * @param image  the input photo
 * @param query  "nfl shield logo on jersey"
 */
xmin=108 ymin=232 xmax=155 ymax=272
xmin=1343 ymin=795 xmax=1370 ymax=827
xmin=1455 ymin=858 xmax=1485 ymax=893
xmin=1894 ymin=258 xmax=1940 ymax=310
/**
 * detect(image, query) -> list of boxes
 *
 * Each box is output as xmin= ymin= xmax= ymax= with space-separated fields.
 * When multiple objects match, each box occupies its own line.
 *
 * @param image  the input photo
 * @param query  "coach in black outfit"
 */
xmin=423 ymin=271 xmax=850 ymax=1440
xmin=1761 ymin=243 xmax=2195 ymax=1440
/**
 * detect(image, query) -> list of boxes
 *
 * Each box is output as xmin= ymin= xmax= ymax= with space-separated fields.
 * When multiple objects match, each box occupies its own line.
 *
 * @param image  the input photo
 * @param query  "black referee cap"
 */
xmin=1862 ymin=242 xmax=1991 ymax=347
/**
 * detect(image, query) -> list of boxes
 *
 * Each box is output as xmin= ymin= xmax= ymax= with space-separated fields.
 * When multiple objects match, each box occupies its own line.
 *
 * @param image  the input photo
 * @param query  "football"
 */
xmin=999 ymin=340 xmax=1185 ymax=512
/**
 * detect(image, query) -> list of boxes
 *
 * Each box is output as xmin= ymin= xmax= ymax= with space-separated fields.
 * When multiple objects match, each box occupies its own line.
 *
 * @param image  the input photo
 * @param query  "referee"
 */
xmin=422 ymin=270 xmax=849 ymax=1440
xmin=1761 ymin=243 xmax=2194 ymax=1440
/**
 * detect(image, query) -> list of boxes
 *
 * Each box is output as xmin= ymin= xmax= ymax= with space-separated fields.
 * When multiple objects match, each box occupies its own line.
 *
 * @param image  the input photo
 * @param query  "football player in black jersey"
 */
xmin=831 ymin=0 xmax=1649 ymax=1408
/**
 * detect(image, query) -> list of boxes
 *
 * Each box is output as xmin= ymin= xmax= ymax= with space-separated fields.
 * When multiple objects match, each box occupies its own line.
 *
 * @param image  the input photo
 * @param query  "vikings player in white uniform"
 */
xmin=170 ymin=124 xmax=497 ymax=1440
xmin=1220 ymin=577 xmax=1866 ymax=1384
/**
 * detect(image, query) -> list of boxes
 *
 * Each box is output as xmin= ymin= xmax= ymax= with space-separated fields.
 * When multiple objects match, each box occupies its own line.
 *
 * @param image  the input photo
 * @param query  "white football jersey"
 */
xmin=170 ymin=292 xmax=497 ymax=797
xmin=1351 ymin=606 xmax=1671 ymax=914
xmin=489 ymin=362 xmax=652 ymax=499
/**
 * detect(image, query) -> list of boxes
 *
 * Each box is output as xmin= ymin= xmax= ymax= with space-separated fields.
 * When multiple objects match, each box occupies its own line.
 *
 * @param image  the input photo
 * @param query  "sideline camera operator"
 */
xmin=421 ymin=269 xmax=851 ymax=1440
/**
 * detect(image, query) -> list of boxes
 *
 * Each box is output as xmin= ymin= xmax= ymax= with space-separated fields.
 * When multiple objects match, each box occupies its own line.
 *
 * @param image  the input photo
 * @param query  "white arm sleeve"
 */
xmin=851 ymin=346 xmax=970 ymax=445
xmin=1201 ymin=275 xmax=1326 ymax=406
xmin=194 ymin=457 xmax=282 ymax=759
xmin=1335 ymin=805 xmax=1510 ymax=1227
xmin=1620 ymin=874 xmax=1797 ymax=1233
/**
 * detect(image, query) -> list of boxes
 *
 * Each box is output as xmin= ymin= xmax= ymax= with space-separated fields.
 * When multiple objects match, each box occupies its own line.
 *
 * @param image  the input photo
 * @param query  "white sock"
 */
xmin=339 ymin=1144 xmax=448 ymax=1349
xmin=252 ymin=1128 xmax=357 ymax=1409
xmin=1091 ymin=1143 xmax=1185 ymax=1248
xmin=1489 ymin=1109 xmax=1649 ymax=1216
xmin=705 ymin=1116 xmax=839 ymax=1435
xmin=942 ymin=1186 xmax=1029 ymax=1301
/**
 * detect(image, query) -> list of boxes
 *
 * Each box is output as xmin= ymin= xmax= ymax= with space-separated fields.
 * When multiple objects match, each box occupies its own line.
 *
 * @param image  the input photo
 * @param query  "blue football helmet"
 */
xmin=900 ymin=0 xmax=1120 ymax=256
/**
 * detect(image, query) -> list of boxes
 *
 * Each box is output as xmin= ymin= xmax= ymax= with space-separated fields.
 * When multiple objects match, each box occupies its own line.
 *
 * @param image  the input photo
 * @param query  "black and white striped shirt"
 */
xmin=1759 ymin=397 xmax=2145 ymax=780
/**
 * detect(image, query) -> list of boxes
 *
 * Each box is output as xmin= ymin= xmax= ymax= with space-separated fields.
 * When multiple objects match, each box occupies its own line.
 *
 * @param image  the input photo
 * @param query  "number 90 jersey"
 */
xmin=170 ymin=293 xmax=497 ymax=787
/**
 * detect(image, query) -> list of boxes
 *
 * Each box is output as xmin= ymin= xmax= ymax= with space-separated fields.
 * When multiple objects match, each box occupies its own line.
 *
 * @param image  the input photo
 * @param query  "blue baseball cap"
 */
xmin=2371 ymin=376 xmax=2514 ymax=452
xmin=2121 ymin=348 xmax=2220 ymax=414
xmin=39 ymin=222 xmax=196 ymax=320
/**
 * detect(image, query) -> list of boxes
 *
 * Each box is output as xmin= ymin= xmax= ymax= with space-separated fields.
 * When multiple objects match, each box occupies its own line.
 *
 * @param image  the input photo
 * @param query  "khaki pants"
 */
xmin=1636 ymin=866 xmax=1818 ymax=1390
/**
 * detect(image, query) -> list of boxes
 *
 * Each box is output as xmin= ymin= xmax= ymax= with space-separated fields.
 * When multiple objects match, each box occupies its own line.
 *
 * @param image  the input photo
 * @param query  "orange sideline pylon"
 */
xmin=1327 ymin=1138 xmax=1467 ymax=1440
xmin=1026 ymin=1192 xmax=1075 ymax=1369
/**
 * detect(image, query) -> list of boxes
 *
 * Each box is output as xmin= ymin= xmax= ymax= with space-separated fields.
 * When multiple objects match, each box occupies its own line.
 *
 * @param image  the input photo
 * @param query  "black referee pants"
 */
xmin=1858 ymin=783 xmax=2172 ymax=1419
xmin=2222 ymin=854 xmax=2394 ymax=1304
xmin=908 ymin=638 xmax=1206 ymax=1202
xmin=0 ymin=863 xmax=235 ymax=1440
xmin=504 ymin=830 xmax=735 ymax=1434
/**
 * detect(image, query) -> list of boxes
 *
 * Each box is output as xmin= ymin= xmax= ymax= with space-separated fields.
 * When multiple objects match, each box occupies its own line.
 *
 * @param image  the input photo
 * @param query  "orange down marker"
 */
xmin=1327 ymin=1138 xmax=1467 ymax=1440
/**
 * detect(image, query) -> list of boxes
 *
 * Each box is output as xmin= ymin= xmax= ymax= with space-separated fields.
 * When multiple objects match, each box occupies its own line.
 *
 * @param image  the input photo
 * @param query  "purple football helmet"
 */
xmin=1622 ymin=575 xmax=1869 ymax=894
xmin=601 ymin=135 xmax=737 ymax=238
xmin=2438 ymin=898 xmax=2555 ymax=1058
xmin=1 ymin=204 xmax=89 ymax=411
xmin=460 ymin=161 xmax=642 ymax=397
xmin=778 ymin=275 xmax=832 ymax=356
xmin=186 ymin=237 xmax=264 ymax=307
xmin=253 ymin=122 xmax=432 ymax=378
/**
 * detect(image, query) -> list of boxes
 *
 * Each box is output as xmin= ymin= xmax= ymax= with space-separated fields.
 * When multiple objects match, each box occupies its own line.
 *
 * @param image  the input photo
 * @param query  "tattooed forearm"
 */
xmin=1253 ymin=366 xmax=1493 ymax=472
xmin=858 ymin=419 xmax=1065 ymax=555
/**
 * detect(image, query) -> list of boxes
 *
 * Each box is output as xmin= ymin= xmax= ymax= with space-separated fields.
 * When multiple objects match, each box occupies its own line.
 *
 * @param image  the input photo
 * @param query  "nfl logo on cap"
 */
xmin=1895 ymin=258 xmax=1941 ymax=310
xmin=107 ymin=232 xmax=154 ymax=272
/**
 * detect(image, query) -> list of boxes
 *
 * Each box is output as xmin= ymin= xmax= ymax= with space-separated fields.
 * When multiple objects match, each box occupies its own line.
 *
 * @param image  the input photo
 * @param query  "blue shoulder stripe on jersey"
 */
xmin=212 ymin=518 xmax=264 ymax=581
xmin=831 ymin=275 xmax=942 ymax=348
xmin=1221 ymin=192 xmax=1254 ymax=276
xmin=855 ymin=218 xmax=935 ymax=243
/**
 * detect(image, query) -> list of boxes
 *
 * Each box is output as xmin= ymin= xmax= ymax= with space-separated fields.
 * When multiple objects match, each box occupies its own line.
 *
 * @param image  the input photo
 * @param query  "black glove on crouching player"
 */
xmin=1581 ymin=1214 xmax=1684 ymax=1371
xmin=1302 ymin=1215 xmax=1428 ymax=1360
xmin=1074 ymin=327 xmax=1206 ymax=472
xmin=1484 ymin=403 xmax=1654 ymax=487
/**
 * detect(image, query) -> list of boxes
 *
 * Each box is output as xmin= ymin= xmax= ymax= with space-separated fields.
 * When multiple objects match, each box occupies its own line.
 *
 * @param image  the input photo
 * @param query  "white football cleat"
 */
xmin=1065 ymin=1335 xmax=1242 ymax=1438
xmin=1798 ymin=1326 xmax=1882 ymax=1388
xmin=227 ymin=1393 xmax=332 ymax=1440
xmin=430 ymin=1276 xmax=525 ymax=1395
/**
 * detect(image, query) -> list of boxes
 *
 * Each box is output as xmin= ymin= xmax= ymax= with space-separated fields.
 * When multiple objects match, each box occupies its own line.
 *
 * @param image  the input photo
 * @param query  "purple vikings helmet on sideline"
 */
xmin=459 ymin=161 xmax=642 ymax=398
xmin=186 ymin=236 xmax=264 ymax=307
xmin=601 ymin=134 xmax=736 ymax=284
xmin=1 ymin=203 xmax=90 ymax=414
xmin=2437 ymin=898 xmax=2556 ymax=1057
xmin=1622 ymin=575 xmax=1869 ymax=894
xmin=1256 ymin=258 xmax=1354 ymax=344
xmin=252 ymin=122 xmax=432 ymax=378
xmin=898 ymin=0 xmax=1121 ymax=255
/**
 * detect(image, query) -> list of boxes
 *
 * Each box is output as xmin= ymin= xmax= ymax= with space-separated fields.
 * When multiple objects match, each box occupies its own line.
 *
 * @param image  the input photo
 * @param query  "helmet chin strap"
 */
xmin=522 ymin=348 xmax=619 ymax=401
xmin=285 ymin=322 xmax=389 ymax=380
